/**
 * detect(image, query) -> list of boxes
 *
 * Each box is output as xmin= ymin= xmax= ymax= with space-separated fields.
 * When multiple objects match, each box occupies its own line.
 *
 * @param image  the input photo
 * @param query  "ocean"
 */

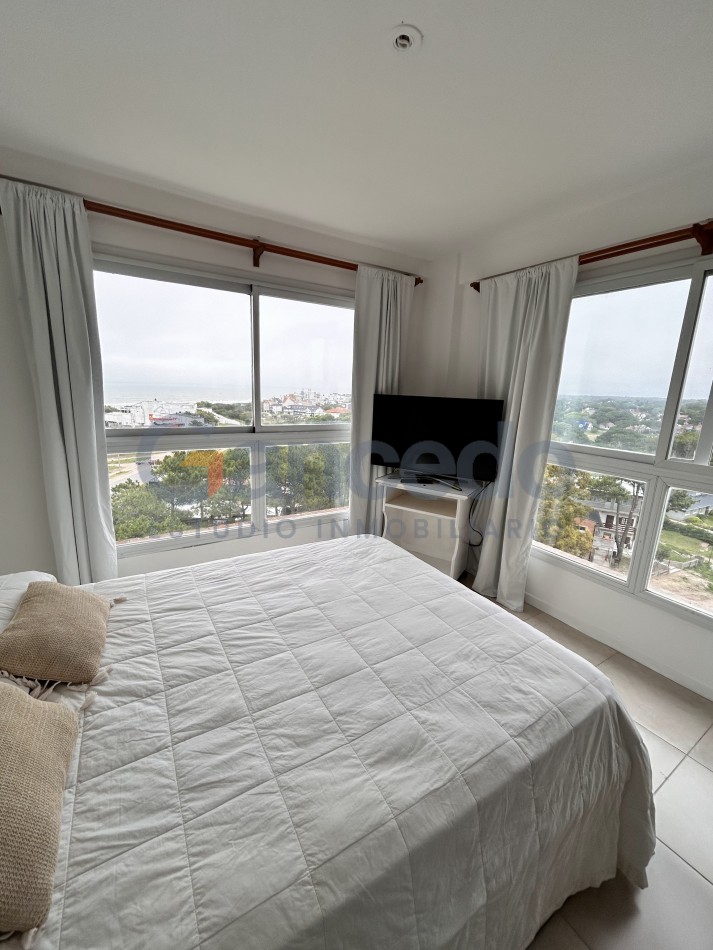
xmin=104 ymin=384 xmax=252 ymax=405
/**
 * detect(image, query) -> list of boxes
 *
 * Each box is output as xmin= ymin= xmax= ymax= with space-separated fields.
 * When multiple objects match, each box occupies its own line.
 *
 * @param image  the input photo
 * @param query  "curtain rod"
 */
xmin=0 ymin=175 xmax=423 ymax=285
xmin=470 ymin=220 xmax=713 ymax=291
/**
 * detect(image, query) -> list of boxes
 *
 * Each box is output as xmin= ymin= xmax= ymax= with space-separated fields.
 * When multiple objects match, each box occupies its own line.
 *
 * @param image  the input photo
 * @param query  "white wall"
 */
xmin=405 ymin=175 xmax=713 ymax=698
xmin=0 ymin=148 xmax=427 ymax=579
xmin=401 ymin=253 xmax=483 ymax=398
xmin=527 ymin=555 xmax=713 ymax=702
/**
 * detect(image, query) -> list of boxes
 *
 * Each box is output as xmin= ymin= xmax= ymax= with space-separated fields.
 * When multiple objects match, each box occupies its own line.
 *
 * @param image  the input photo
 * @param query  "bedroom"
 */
xmin=0 ymin=2 xmax=712 ymax=948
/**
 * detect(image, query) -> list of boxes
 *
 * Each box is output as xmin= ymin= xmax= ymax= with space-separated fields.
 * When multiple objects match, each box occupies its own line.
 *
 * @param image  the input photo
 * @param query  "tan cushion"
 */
xmin=0 ymin=682 xmax=78 ymax=934
xmin=0 ymin=582 xmax=109 ymax=684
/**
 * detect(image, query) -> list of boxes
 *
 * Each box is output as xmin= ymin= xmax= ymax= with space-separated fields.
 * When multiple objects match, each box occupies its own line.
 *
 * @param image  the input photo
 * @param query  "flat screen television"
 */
xmin=370 ymin=394 xmax=503 ymax=483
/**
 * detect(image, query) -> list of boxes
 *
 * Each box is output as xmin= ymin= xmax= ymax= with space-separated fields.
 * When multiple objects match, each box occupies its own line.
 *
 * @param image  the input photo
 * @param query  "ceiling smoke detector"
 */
xmin=390 ymin=24 xmax=423 ymax=52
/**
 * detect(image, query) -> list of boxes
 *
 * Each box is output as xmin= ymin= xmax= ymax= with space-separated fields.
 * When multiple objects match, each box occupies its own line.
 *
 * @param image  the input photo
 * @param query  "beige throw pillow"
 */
xmin=0 ymin=682 xmax=78 ymax=935
xmin=0 ymin=581 xmax=109 ymax=684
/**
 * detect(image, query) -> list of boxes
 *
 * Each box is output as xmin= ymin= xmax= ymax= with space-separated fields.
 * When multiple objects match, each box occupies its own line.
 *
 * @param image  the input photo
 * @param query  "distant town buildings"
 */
xmin=573 ymin=496 xmax=641 ymax=562
xmin=105 ymin=392 xmax=352 ymax=428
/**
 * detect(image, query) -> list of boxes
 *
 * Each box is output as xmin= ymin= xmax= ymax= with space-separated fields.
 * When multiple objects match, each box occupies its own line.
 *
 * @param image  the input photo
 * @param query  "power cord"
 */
xmin=468 ymin=481 xmax=493 ymax=548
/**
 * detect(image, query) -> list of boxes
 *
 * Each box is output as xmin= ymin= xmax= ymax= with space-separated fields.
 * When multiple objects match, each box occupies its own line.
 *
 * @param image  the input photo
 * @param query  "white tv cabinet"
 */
xmin=377 ymin=476 xmax=481 ymax=579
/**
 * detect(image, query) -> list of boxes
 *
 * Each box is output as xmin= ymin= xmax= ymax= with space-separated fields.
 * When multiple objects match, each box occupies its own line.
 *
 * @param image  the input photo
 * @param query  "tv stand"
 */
xmin=376 ymin=476 xmax=481 ymax=579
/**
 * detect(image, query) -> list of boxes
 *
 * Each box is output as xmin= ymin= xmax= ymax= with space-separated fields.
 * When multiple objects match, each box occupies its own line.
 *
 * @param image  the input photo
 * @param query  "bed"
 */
xmin=7 ymin=535 xmax=655 ymax=949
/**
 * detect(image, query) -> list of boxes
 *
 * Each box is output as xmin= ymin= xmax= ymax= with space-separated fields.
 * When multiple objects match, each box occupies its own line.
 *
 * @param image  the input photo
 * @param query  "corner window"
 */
xmin=535 ymin=260 xmax=713 ymax=622
xmin=552 ymin=280 xmax=690 ymax=454
xmin=668 ymin=275 xmax=713 ymax=466
xmin=535 ymin=464 xmax=645 ymax=581
xmin=95 ymin=271 xmax=253 ymax=426
xmin=94 ymin=263 xmax=354 ymax=550
xmin=647 ymin=487 xmax=713 ymax=616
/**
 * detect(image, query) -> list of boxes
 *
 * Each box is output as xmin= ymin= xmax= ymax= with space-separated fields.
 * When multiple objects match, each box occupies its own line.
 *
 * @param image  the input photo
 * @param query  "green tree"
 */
xmin=198 ymin=402 xmax=252 ymax=425
xmin=216 ymin=448 xmax=251 ymax=520
xmin=151 ymin=451 xmax=201 ymax=515
xmin=588 ymin=475 xmax=644 ymax=565
xmin=265 ymin=444 xmax=348 ymax=516
xmin=321 ymin=443 xmax=350 ymax=506
xmin=671 ymin=430 xmax=699 ymax=460
xmin=266 ymin=445 xmax=304 ymax=515
xmin=667 ymin=489 xmax=693 ymax=513
xmin=303 ymin=451 xmax=329 ymax=511
xmin=595 ymin=427 xmax=658 ymax=453
xmin=196 ymin=409 xmax=219 ymax=426
xmin=110 ymin=480 xmax=183 ymax=541
xmin=535 ymin=466 xmax=593 ymax=558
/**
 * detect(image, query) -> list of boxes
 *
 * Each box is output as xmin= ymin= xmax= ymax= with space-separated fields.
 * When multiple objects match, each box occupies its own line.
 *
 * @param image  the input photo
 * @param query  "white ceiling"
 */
xmin=1 ymin=1 xmax=712 ymax=259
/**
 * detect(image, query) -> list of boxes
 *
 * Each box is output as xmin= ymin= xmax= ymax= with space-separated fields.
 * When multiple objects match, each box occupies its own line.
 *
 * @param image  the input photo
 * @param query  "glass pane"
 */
xmin=265 ymin=443 xmax=350 ymax=517
xmin=95 ymin=271 xmax=252 ymax=428
xmin=109 ymin=448 xmax=251 ymax=543
xmin=552 ymin=280 xmax=690 ymax=454
xmin=259 ymin=296 xmax=353 ymax=425
xmin=647 ymin=487 xmax=713 ymax=616
xmin=669 ymin=275 xmax=713 ymax=465
xmin=535 ymin=464 xmax=646 ymax=580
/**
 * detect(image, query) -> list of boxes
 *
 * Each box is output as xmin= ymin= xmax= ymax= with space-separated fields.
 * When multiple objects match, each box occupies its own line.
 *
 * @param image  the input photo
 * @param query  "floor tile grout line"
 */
xmin=520 ymin=610 xmax=621 ymax=668
xmin=689 ymin=721 xmax=713 ymax=761
xmin=527 ymin=610 xmax=713 ymax=897
xmin=653 ymin=753 xmax=691 ymax=797
xmin=559 ymin=913 xmax=594 ymax=950
xmin=687 ymin=750 xmax=713 ymax=774
xmin=683 ymin=749 xmax=713 ymax=776
xmin=525 ymin=611 xmax=713 ymax=716
xmin=637 ymin=717 xmax=708 ymax=756
xmin=655 ymin=837 xmax=713 ymax=888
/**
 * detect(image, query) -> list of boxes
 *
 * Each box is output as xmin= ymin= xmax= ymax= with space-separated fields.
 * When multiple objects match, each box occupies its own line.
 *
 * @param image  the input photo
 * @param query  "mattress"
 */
xmin=12 ymin=536 xmax=655 ymax=949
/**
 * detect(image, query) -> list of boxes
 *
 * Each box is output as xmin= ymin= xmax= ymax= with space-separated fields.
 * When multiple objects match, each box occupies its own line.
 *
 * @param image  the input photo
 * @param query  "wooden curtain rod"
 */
xmin=0 ymin=176 xmax=422 ymax=284
xmin=469 ymin=220 xmax=713 ymax=291
xmin=83 ymin=200 xmax=422 ymax=284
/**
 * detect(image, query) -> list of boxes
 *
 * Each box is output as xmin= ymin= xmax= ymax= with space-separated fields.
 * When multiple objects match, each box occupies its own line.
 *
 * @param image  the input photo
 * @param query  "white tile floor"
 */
xmin=515 ymin=604 xmax=713 ymax=950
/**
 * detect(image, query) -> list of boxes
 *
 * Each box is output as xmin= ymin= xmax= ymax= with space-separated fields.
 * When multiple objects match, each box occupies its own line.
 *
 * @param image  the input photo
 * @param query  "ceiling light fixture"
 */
xmin=390 ymin=24 xmax=423 ymax=52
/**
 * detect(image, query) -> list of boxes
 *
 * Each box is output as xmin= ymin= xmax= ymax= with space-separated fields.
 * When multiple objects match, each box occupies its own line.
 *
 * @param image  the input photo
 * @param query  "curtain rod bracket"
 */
xmin=692 ymin=222 xmax=713 ymax=257
xmin=252 ymin=242 xmax=266 ymax=268
xmin=470 ymin=218 xmax=713 ymax=290
xmin=1 ymin=175 xmax=424 ymax=285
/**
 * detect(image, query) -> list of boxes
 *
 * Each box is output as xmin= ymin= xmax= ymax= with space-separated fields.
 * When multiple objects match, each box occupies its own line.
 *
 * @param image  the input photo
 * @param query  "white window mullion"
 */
xmin=251 ymin=440 xmax=267 ymax=529
xmin=693 ymin=377 xmax=713 ymax=465
xmin=655 ymin=265 xmax=707 ymax=466
xmin=537 ymin=259 xmax=713 ymax=622
xmin=251 ymin=287 xmax=261 ymax=429
xmin=627 ymin=475 xmax=668 ymax=595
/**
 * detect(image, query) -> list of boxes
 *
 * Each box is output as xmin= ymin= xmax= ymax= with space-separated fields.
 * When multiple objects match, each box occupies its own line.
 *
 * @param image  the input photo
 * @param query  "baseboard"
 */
xmin=525 ymin=592 xmax=713 ymax=703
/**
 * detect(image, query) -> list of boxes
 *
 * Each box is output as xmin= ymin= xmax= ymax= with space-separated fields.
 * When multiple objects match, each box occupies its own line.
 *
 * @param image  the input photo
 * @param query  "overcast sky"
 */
xmin=559 ymin=278 xmax=712 ymax=400
xmin=94 ymin=271 xmax=354 ymax=403
xmin=95 ymin=271 xmax=711 ymax=405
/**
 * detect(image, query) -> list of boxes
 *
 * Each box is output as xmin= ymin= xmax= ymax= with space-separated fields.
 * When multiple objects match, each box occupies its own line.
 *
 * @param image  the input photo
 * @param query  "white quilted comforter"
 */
xmin=21 ymin=536 xmax=655 ymax=950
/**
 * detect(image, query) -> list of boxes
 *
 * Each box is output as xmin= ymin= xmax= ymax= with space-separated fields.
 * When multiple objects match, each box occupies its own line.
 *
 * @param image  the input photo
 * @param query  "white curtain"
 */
xmin=349 ymin=265 xmax=414 ymax=535
xmin=473 ymin=257 xmax=578 ymax=610
xmin=0 ymin=179 xmax=117 ymax=584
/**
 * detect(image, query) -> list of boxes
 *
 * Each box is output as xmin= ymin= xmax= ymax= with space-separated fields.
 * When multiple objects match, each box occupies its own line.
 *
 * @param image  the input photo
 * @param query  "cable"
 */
xmin=468 ymin=481 xmax=493 ymax=548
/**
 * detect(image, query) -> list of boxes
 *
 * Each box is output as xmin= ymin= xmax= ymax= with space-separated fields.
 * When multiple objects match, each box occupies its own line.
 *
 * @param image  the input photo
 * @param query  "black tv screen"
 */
xmin=370 ymin=394 xmax=503 ymax=482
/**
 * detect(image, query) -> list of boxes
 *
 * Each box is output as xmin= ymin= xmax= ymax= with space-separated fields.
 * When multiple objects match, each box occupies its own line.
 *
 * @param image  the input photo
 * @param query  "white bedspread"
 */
xmin=20 ymin=536 xmax=654 ymax=949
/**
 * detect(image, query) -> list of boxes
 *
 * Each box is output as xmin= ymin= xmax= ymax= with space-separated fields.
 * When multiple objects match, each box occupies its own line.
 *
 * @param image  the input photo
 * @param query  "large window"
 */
xmin=552 ymin=280 xmax=690 ymax=454
xmin=535 ymin=464 xmax=646 ymax=582
xmin=535 ymin=258 xmax=713 ymax=621
xmin=95 ymin=263 xmax=354 ymax=550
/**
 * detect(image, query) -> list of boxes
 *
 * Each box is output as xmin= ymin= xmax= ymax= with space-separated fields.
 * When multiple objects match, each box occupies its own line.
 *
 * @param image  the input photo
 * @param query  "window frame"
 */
xmin=96 ymin=256 xmax=354 ymax=556
xmin=533 ymin=252 xmax=713 ymax=624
